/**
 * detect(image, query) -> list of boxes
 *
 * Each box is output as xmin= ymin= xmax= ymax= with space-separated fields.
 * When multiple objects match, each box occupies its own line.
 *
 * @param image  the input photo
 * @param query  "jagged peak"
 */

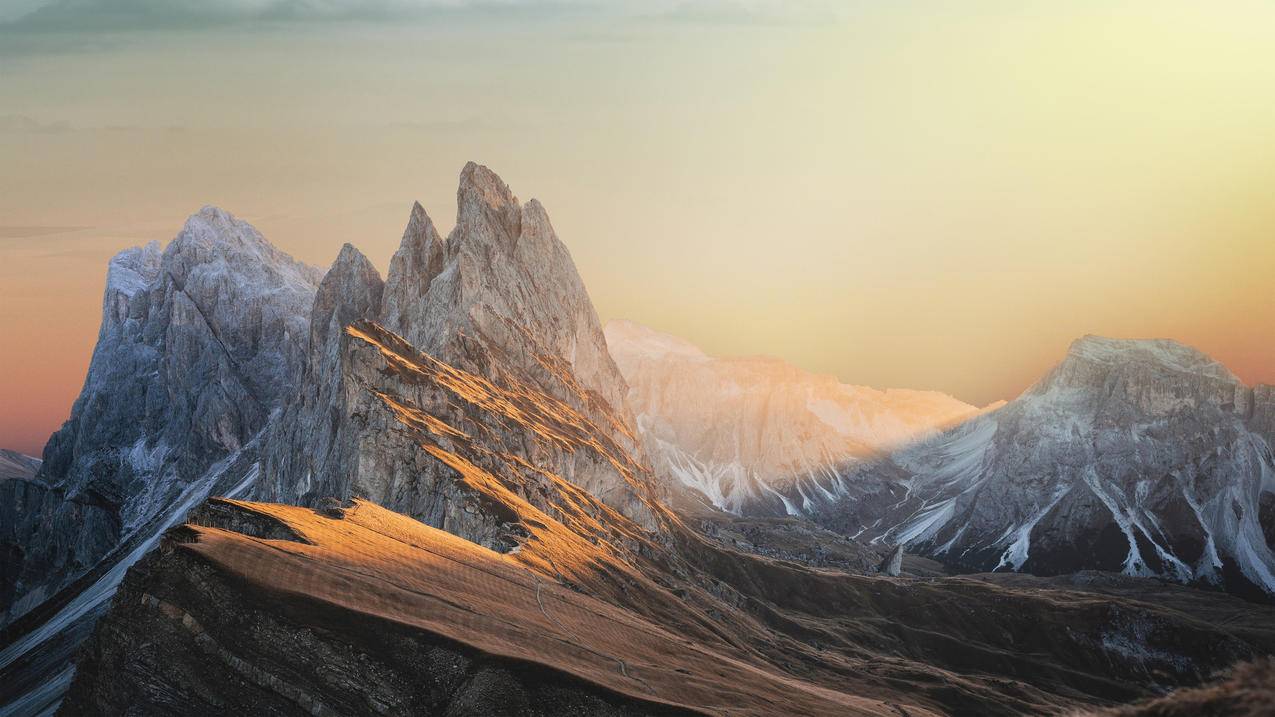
xmin=176 ymin=205 xmax=257 ymax=245
xmin=333 ymin=242 xmax=376 ymax=271
xmin=455 ymin=161 xmax=522 ymax=245
xmin=381 ymin=201 xmax=446 ymax=339
xmin=160 ymin=205 xmax=322 ymax=288
xmin=310 ymin=243 xmax=384 ymax=352
xmin=105 ymin=240 xmax=162 ymax=298
xmin=395 ymin=201 xmax=444 ymax=256
xmin=403 ymin=201 xmax=438 ymax=242
xmin=458 ymin=161 xmax=518 ymax=208
xmin=1064 ymin=334 xmax=1239 ymax=383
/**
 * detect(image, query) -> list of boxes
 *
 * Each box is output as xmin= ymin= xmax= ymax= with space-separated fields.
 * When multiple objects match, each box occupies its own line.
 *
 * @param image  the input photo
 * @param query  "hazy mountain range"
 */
xmin=2 ymin=165 xmax=1273 ymax=716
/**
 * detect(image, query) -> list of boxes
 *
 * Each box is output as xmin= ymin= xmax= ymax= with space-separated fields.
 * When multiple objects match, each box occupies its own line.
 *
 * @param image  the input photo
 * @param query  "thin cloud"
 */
xmin=0 ymin=0 xmax=847 ymax=57
xmin=2 ymin=0 xmax=594 ymax=32
xmin=0 ymin=226 xmax=91 ymax=239
xmin=1 ymin=0 xmax=845 ymax=32
xmin=0 ymin=114 xmax=72 ymax=133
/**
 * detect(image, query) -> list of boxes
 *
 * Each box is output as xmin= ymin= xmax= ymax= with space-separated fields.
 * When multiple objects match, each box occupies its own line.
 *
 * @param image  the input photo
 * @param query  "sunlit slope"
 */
xmin=62 ymin=498 xmax=925 ymax=717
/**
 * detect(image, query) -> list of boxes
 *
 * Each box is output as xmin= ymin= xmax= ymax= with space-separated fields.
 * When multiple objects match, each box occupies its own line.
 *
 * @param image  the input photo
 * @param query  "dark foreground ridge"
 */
xmin=62 ymin=492 xmax=1275 ymax=716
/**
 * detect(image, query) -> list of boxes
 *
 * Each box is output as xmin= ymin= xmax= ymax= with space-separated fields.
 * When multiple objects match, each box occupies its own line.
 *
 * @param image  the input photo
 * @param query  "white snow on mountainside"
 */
xmin=816 ymin=335 xmax=1275 ymax=599
xmin=605 ymin=319 xmax=990 ymax=515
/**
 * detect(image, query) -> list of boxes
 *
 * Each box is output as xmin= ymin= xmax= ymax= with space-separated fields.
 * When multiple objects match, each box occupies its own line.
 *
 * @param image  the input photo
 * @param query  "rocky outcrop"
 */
xmin=606 ymin=319 xmax=985 ymax=515
xmin=0 ymin=451 xmax=40 ymax=482
xmin=816 ymin=336 xmax=1275 ymax=599
xmin=0 ymin=208 xmax=318 ymax=636
xmin=256 ymin=164 xmax=660 ymax=541
xmin=383 ymin=164 xmax=630 ymax=418
xmin=877 ymin=544 xmax=904 ymax=577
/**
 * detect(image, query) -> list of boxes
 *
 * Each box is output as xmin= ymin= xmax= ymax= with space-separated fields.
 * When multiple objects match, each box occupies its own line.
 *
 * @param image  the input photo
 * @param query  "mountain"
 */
xmin=606 ymin=319 xmax=987 ymax=515
xmin=0 ymin=451 xmax=40 ymax=482
xmin=7 ymin=166 xmax=1275 ymax=716
xmin=0 ymin=208 xmax=319 ymax=715
xmin=814 ymin=335 xmax=1275 ymax=599
xmin=0 ymin=209 xmax=319 ymax=628
xmin=254 ymin=163 xmax=660 ymax=541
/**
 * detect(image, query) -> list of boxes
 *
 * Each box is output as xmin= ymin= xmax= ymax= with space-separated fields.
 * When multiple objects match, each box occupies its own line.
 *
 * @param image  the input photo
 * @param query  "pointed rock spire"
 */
xmin=456 ymin=161 xmax=521 ymax=247
xmin=381 ymin=202 xmax=444 ymax=342
xmin=878 ymin=544 xmax=904 ymax=577
xmin=311 ymin=243 xmax=384 ymax=351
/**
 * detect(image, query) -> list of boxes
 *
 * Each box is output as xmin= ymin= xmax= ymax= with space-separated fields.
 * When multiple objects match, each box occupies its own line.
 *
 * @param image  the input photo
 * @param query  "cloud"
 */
xmin=0 ymin=226 xmax=91 ymax=239
xmin=0 ymin=0 xmax=847 ymax=57
xmin=2 ymin=0 xmax=845 ymax=32
xmin=0 ymin=114 xmax=72 ymax=133
xmin=2 ymin=0 xmax=592 ymax=31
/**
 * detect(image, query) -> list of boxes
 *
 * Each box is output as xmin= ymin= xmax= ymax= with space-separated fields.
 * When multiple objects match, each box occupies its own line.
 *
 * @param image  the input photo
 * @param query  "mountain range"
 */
xmin=1 ymin=164 xmax=1273 ymax=716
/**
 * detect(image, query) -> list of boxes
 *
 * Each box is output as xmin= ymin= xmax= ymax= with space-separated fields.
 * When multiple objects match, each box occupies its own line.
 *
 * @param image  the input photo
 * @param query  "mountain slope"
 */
xmin=606 ymin=319 xmax=985 ymax=515
xmin=0 ymin=208 xmax=319 ymax=628
xmin=10 ymin=166 xmax=1275 ymax=716
xmin=0 ymin=209 xmax=319 ymax=716
xmin=256 ymin=163 xmax=658 ymax=538
xmin=815 ymin=336 xmax=1275 ymax=599
xmin=0 ymin=451 xmax=40 ymax=482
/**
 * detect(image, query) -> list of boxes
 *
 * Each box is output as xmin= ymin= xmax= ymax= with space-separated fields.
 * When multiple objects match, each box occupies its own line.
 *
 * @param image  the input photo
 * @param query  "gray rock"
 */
xmin=816 ymin=336 xmax=1275 ymax=599
xmin=0 ymin=207 xmax=320 ymax=628
xmin=0 ymin=450 xmax=40 ymax=482
xmin=878 ymin=544 xmax=904 ymax=577
xmin=255 ymin=163 xmax=662 ymax=546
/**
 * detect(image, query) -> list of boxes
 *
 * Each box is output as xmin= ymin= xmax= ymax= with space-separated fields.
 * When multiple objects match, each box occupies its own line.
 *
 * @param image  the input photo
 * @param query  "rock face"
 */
xmin=14 ymin=165 xmax=1275 ymax=716
xmin=256 ymin=163 xmax=660 ymax=542
xmin=382 ymin=166 xmax=629 ymax=416
xmin=605 ymin=319 xmax=985 ymax=515
xmin=815 ymin=336 xmax=1275 ymax=599
xmin=0 ymin=451 xmax=40 ymax=482
xmin=877 ymin=544 xmax=904 ymax=577
xmin=0 ymin=207 xmax=319 ymax=631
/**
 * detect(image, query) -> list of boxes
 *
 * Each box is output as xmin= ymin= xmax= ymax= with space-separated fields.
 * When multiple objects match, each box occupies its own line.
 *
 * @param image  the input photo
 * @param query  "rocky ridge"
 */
xmin=814 ymin=335 xmax=1275 ymax=599
xmin=0 ymin=450 xmax=40 ymax=482
xmin=4 ymin=165 xmax=1275 ymax=716
xmin=254 ymin=163 xmax=660 ymax=544
xmin=606 ymin=319 xmax=986 ymax=515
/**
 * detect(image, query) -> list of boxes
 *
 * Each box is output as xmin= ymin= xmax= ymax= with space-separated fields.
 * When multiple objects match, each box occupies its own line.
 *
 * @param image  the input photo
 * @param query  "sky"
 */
xmin=1 ymin=1 xmax=1273 ymax=456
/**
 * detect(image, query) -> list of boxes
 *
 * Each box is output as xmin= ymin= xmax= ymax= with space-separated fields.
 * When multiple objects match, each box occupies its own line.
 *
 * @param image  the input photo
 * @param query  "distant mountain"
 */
xmin=0 ymin=450 xmax=39 ymax=482
xmin=606 ymin=319 xmax=990 ymax=515
xmin=814 ymin=335 xmax=1275 ymax=599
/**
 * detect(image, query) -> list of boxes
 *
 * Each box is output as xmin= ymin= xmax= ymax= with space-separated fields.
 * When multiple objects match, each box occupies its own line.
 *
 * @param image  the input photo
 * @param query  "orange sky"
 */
xmin=2 ymin=2 xmax=1273 ymax=457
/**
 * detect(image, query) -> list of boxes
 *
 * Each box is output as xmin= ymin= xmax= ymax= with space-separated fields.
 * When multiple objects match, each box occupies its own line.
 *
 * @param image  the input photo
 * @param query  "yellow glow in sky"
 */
xmin=1 ymin=1 xmax=1272 ymax=455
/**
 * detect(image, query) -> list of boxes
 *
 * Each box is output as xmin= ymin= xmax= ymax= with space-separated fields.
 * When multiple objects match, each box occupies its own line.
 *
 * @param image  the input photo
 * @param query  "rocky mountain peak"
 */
xmin=105 ymin=241 xmax=162 ymax=296
xmin=163 ymin=206 xmax=323 ymax=290
xmin=380 ymin=202 xmax=445 ymax=342
xmin=1064 ymin=335 xmax=1240 ymax=383
xmin=608 ymin=319 xmax=984 ymax=515
xmin=375 ymin=163 xmax=630 ymax=417
xmin=0 ymin=449 xmax=40 ymax=482
xmin=1026 ymin=335 xmax=1247 ymax=416
xmin=2 ymin=207 xmax=320 ymax=631
xmin=456 ymin=161 xmax=521 ymax=246
xmin=311 ymin=243 xmax=383 ymax=351
xmin=258 ymin=162 xmax=657 ymax=540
